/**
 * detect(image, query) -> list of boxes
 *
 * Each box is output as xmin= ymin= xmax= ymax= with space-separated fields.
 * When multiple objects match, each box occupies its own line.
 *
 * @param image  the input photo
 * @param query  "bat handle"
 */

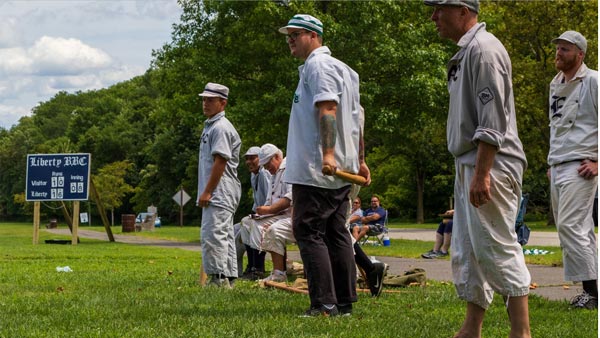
xmin=322 ymin=165 xmax=336 ymax=176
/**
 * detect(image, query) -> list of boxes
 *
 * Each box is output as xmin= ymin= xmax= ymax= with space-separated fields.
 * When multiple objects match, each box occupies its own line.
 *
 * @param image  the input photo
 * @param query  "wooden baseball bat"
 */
xmin=199 ymin=264 xmax=208 ymax=286
xmin=322 ymin=165 xmax=367 ymax=186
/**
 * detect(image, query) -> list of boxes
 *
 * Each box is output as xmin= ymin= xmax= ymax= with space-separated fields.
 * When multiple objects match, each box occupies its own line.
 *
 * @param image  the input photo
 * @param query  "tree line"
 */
xmin=0 ymin=0 xmax=596 ymax=225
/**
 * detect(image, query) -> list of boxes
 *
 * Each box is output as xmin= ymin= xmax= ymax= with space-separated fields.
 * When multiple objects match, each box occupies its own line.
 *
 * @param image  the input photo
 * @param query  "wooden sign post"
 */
xmin=26 ymin=153 xmax=91 ymax=245
xmin=172 ymin=188 xmax=191 ymax=227
xmin=33 ymin=202 xmax=40 ymax=244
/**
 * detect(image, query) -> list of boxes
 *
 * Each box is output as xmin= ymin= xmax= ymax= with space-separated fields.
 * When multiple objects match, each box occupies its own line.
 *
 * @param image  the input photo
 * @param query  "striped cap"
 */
xmin=198 ymin=82 xmax=229 ymax=100
xmin=279 ymin=14 xmax=323 ymax=36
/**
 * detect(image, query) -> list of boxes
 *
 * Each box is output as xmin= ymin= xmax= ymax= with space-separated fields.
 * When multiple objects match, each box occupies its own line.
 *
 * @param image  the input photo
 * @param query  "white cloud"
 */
xmin=0 ymin=47 xmax=32 ymax=75
xmin=0 ymin=104 xmax=31 ymax=129
xmin=0 ymin=18 xmax=21 ymax=48
xmin=30 ymin=36 xmax=112 ymax=76
xmin=0 ymin=0 xmax=182 ymax=129
xmin=0 ymin=77 xmax=32 ymax=100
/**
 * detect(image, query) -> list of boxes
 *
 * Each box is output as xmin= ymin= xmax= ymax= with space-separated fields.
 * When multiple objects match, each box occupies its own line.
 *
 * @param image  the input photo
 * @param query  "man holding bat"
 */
xmin=279 ymin=14 xmax=370 ymax=317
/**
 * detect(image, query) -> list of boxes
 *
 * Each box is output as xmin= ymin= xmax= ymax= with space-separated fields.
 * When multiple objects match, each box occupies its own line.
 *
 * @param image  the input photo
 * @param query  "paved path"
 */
xmin=45 ymin=228 xmax=577 ymax=302
xmin=387 ymin=228 xmax=561 ymax=246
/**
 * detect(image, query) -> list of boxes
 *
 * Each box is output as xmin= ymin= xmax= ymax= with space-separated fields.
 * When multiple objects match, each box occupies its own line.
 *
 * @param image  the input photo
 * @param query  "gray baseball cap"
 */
xmin=243 ymin=146 xmax=261 ymax=157
xmin=258 ymin=143 xmax=280 ymax=167
xmin=423 ymin=0 xmax=479 ymax=13
xmin=552 ymin=30 xmax=587 ymax=53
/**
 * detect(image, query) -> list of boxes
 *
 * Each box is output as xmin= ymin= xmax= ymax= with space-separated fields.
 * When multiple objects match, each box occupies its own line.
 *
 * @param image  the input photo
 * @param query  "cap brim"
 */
xmin=551 ymin=38 xmax=565 ymax=44
xmin=258 ymin=156 xmax=274 ymax=166
xmin=278 ymin=25 xmax=300 ymax=34
xmin=198 ymin=92 xmax=224 ymax=98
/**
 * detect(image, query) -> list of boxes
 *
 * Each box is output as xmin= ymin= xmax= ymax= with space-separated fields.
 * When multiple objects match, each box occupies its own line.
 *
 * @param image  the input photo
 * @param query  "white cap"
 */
xmin=198 ymin=82 xmax=229 ymax=99
xmin=258 ymin=143 xmax=280 ymax=166
xmin=243 ymin=146 xmax=261 ymax=157
xmin=552 ymin=30 xmax=587 ymax=53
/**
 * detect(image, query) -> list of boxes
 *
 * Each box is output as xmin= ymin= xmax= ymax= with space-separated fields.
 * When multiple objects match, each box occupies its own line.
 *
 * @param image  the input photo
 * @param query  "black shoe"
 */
xmin=338 ymin=303 xmax=352 ymax=316
xmin=207 ymin=274 xmax=231 ymax=288
xmin=300 ymin=304 xmax=339 ymax=317
xmin=368 ymin=262 xmax=387 ymax=297
xmin=241 ymin=268 xmax=264 ymax=281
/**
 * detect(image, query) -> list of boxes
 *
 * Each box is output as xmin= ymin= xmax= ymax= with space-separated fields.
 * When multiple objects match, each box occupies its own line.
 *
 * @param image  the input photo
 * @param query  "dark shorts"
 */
xmin=436 ymin=220 xmax=453 ymax=235
xmin=367 ymin=223 xmax=384 ymax=232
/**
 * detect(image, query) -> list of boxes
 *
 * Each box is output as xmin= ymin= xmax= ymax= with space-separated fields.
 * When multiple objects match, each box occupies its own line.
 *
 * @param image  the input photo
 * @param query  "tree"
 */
xmin=92 ymin=161 xmax=135 ymax=225
xmin=0 ymin=0 xmax=596 ymax=223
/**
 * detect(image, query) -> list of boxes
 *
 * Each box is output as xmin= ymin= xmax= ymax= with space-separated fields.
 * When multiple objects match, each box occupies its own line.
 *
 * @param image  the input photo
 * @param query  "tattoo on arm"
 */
xmin=320 ymin=114 xmax=336 ymax=149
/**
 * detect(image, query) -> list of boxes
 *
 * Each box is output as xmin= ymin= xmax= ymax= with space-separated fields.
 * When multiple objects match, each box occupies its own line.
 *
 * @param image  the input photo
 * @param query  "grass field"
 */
xmin=0 ymin=223 xmax=596 ymax=337
xmin=71 ymin=221 xmax=566 ymax=267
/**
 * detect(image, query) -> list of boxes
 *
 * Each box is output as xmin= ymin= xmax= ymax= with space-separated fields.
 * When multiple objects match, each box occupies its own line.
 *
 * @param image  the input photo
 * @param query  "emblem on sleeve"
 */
xmin=478 ymin=87 xmax=494 ymax=105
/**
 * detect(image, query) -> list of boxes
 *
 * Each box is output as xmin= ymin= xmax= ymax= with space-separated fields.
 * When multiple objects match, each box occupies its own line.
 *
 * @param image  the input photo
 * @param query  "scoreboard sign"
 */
xmin=26 ymin=153 xmax=91 ymax=201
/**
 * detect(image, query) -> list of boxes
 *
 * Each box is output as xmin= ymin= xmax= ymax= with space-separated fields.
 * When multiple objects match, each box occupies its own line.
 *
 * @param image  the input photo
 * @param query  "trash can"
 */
xmin=121 ymin=214 xmax=136 ymax=233
xmin=46 ymin=218 xmax=58 ymax=229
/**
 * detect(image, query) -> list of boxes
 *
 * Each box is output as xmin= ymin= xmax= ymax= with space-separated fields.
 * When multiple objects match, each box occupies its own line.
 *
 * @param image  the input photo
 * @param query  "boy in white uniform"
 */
xmin=197 ymin=82 xmax=242 ymax=288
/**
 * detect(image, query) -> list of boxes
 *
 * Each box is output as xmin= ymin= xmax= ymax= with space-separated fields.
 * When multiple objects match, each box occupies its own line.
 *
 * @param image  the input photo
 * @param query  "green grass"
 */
xmin=0 ymin=223 xmax=596 ymax=337
xmin=82 ymin=222 xmax=565 ymax=267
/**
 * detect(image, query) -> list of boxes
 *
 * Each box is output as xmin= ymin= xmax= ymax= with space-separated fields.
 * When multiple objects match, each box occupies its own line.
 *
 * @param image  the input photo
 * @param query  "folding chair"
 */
xmin=515 ymin=194 xmax=530 ymax=246
xmin=359 ymin=210 xmax=388 ymax=246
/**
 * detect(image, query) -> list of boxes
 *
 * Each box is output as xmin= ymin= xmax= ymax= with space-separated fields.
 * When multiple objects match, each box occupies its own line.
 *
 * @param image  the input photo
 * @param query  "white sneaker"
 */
xmin=261 ymin=270 xmax=287 ymax=283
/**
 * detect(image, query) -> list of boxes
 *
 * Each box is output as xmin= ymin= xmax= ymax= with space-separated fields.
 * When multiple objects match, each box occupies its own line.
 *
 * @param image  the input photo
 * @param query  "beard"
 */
xmin=555 ymin=54 xmax=579 ymax=73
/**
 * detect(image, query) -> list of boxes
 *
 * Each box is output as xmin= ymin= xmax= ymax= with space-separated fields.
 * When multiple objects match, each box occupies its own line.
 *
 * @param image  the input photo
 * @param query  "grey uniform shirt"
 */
xmin=251 ymin=168 xmax=271 ymax=212
xmin=265 ymin=158 xmax=292 ymax=216
xmin=197 ymin=111 xmax=242 ymax=213
xmin=284 ymin=46 xmax=361 ymax=189
xmin=446 ymin=23 xmax=527 ymax=179
xmin=547 ymin=63 xmax=598 ymax=165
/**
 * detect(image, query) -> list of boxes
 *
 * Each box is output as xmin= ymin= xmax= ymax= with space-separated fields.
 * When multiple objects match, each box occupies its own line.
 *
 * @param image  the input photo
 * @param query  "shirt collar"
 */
xmin=570 ymin=63 xmax=589 ymax=81
xmin=306 ymin=46 xmax=331 ymax=61
xmin=457 ymin=22 xmax=486 ymax=49
xmin=205 ymin=111 xmax=225 ymax=125
xmin=554 ymin=63 xmax=590 ymax=84
xmin=299 ymin=46 xmax=331 ymax=72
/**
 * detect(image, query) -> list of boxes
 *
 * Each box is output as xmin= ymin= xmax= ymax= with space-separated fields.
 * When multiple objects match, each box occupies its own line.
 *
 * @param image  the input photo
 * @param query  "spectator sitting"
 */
xmin=422 ymin=209 xmax=453 ymax=259
xmin=240 ymin=144 xmax=292 ymax=282
xmin=259 ymin=211 xmax=294 ymax=283
xmin=348 ymin=197 xmax=363 ymax=230
xmin=234 ymin=146 xmax=270 ymax=279
xmin=352 ymin=195 xmax=386 ymax=241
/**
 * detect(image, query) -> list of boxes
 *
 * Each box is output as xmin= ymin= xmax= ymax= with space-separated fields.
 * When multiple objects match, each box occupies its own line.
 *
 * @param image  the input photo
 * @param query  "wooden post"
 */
xmin=60 ymin=201 xmax=80 ymax=244
xmin=33 ymin=202 xmax=40 ymax=244
xmin=72 ymin=201 xmax=79 ymax=245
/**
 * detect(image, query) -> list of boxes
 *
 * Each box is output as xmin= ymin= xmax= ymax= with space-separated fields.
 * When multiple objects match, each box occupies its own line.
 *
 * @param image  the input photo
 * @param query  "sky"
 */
xmin=0 ymin=0 xmax=183 ymax=129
